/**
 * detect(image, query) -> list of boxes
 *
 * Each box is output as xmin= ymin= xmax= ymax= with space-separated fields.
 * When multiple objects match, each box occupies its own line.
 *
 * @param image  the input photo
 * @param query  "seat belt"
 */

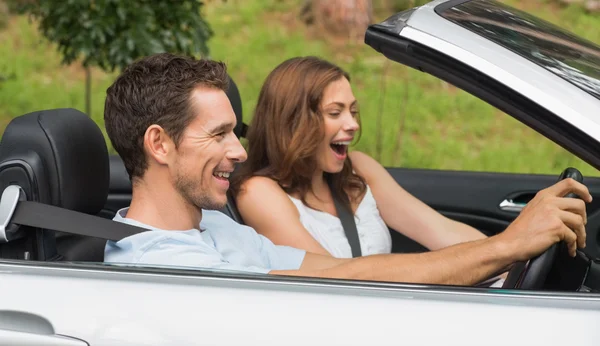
xmin=8 ymin=200 xmax=147 ymax=242
xmin=327 ymin=179 xmax=362 ymax=257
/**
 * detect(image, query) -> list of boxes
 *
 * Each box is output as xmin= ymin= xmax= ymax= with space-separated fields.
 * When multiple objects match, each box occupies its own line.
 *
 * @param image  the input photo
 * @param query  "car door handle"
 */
xmin=0 ymin=310 xmax=88 ymax=346
xmin=0 ymin=329 xmax=88 ymax=346
xmin=499 ymin=198 xmax=527 ymax=212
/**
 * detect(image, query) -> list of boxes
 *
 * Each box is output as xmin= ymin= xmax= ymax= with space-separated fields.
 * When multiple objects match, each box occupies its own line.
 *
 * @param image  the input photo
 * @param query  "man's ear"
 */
xmin=143 ymin=125 xmax=176 ymax=166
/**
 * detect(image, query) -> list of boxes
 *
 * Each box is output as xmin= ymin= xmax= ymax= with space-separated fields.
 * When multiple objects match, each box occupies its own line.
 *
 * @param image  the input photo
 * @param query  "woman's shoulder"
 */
xmin=348 ymin=150 xmax=384 ymax=182
xmin=349 ymin=150 xmax=378 ymax=169
xmin=237 ymin=176 xmax=295 ymax=207
xmin=239 ymin=175 xmax=282 ymax=194
xmin=235 ymin=175 xmax=301 ymax=223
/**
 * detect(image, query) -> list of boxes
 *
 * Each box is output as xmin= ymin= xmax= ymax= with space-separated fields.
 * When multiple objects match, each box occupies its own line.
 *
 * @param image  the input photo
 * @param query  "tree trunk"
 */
xmin=0 ymin=0 xmax=8 ymax=29
xmin=302 ymin=0 xmax=373 ymax=41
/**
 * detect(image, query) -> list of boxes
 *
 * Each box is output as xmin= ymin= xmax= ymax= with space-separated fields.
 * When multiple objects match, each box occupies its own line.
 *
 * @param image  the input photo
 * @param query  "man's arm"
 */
xmin=271 ymin=178 xmax=591 ymax=286
xmin=271 ymin=236 xmax=508 ymax=285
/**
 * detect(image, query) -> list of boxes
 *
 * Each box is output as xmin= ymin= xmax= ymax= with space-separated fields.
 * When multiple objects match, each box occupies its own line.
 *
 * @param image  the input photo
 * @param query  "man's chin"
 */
xmin=188 ymin=193 xmax=228 ymax=211
xmin=202 ymin=195 xmax=228 ymax=211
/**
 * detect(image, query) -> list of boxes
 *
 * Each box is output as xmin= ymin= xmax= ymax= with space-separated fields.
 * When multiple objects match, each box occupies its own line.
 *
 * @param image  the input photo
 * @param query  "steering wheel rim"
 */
xmin=502 ymin=244 xmax=560 ymax=289
xmin=502 ymin=167 xmax=582 ymax=290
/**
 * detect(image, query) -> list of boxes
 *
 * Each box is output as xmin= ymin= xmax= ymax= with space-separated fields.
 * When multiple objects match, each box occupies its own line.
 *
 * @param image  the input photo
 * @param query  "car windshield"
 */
xmin=438 ymin=0 xmax=600 ymax=100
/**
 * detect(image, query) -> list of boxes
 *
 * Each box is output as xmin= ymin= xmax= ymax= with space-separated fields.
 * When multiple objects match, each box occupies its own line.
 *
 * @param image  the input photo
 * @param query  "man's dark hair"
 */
xmin=104 ymin=53 xmax=229 ymax=181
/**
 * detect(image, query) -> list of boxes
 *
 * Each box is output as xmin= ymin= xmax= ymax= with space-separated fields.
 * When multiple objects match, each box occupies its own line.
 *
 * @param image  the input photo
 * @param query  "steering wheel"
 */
xmin=502 ymin=167 xmax=583 ymax=290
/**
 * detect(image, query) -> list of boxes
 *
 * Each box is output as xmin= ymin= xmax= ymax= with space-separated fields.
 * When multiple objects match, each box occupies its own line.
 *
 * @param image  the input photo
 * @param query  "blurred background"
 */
xmin=1 ymin=0 xmax=599 ymax=175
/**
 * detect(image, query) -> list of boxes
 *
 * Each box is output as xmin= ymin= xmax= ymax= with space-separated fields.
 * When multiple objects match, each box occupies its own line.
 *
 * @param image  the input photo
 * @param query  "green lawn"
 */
xmin=1 ymin=0 xmax=599 ymax=175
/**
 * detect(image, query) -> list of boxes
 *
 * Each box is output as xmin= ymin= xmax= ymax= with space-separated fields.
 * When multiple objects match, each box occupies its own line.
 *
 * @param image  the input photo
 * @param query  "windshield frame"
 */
xmin=435 ymin=0 xmax=600 ymax=100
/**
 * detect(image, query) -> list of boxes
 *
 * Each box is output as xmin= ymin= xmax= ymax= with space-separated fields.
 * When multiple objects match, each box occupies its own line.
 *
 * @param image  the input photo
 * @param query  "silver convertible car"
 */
xmin=1 ymin=0 xmax=600 ymax=345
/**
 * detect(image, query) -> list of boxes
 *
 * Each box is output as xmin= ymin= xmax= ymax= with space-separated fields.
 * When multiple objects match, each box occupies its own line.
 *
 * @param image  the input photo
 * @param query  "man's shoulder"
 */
xmin=104 ymin=229 xmax=217 ymax=266
xmin=201 ymin=210 xmax=269 ymax=246
xmin=201 ymin=210 xmax=256 ymax=233
xmin=106 ymin=208 xmax=215 ymax=263
xmin=107 ymin=229 xmax=205 ymax=250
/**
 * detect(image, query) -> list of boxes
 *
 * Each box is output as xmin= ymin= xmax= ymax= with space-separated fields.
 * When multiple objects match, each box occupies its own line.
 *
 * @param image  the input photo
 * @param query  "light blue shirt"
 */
xmin=104 ymin=208 xmax=306 ymax=274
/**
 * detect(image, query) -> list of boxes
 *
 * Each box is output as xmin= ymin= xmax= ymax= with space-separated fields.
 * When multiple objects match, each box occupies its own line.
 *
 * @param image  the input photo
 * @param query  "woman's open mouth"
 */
xmin=330 ymin=140 xmax=350 ymax=160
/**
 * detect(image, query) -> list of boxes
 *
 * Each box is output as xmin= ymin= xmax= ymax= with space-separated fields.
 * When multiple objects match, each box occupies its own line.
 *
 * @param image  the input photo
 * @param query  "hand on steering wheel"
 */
xmin=502 ymin=168 xmax=587 ymax=289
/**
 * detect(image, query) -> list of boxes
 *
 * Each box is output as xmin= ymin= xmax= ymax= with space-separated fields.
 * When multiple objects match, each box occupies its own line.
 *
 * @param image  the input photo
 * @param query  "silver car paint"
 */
xmin=1 ymin=262 xmax=600 ymax=345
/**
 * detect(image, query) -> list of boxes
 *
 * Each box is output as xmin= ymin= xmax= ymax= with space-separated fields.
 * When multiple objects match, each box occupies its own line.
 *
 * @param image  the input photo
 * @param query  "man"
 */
xmin=104 ymin=53 xmax=591 ymax=286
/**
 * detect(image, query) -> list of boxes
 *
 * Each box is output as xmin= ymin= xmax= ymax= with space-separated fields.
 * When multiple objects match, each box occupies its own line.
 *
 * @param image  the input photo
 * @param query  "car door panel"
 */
xmin=2 ymin=263 xmax=600 ymax=346
xmin=386 ymin=167 xmax=600 ymax=259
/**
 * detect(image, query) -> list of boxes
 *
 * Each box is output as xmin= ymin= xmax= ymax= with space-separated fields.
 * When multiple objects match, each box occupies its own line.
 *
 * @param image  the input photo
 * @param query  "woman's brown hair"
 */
xmin=230 ymin=56 xmax=366 ymax=211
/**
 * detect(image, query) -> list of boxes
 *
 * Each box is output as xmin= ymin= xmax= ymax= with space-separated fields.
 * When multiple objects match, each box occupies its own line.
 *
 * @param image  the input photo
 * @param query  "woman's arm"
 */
xmin=349 ymin=151 xmax=486 ymax=251
xmin=236 ymin=176 xmax=332 ymax=256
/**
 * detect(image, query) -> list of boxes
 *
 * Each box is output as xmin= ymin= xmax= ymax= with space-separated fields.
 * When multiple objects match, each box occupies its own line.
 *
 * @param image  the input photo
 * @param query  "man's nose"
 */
xmin=227 ymin=135 xmax=248 ymax=163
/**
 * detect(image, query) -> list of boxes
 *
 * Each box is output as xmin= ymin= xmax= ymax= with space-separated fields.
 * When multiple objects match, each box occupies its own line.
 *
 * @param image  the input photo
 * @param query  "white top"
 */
xmin=288 ymin=185 xmax=392 ymax=258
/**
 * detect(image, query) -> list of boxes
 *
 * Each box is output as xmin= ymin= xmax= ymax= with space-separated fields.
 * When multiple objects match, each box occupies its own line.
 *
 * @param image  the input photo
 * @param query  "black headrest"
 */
xmin=0 ymin=108 xmax=109 ymax=214
xmin=225 ymin=75 xmax=247 ymax=138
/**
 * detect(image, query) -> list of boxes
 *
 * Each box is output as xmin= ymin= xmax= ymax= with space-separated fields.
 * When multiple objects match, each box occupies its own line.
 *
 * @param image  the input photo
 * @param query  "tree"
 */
xmin=301 ymin=0 xmax=373 ymax=41
xmin=12 ymin=0 xmax=213 ymax=116
xmin=299 ymin=0 xmax=435 ymax=41
xmin=0 ymin=0 xmax=12 ymax=30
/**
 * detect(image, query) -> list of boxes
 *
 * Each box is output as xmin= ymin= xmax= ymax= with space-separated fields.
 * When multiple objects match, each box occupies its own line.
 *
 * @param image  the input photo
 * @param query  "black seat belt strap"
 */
xmin=327 ymin=179 xmax=362 ymax=257
xmin=10 ymin=201 xmax=147 ymax=241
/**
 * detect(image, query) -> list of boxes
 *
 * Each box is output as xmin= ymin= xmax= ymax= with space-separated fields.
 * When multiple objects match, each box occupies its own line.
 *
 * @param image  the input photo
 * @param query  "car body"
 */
xmin=1 ymin=0 xmax=600 ymax=345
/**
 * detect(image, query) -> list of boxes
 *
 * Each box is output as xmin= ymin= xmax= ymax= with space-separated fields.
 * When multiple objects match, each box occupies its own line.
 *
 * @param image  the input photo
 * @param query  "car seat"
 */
xmin=0 ymin=108 xmax=110 ymax=261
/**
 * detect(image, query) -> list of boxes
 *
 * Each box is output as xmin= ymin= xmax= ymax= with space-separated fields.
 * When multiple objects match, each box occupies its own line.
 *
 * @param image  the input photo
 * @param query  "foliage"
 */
xmin=1 ymin=0 xmax=599 ymax=175
xmin=301 ymin=0 xmax=372 ymax=41
xmin=11 ymin=0 xmax=213 ymax=71
xmin=0 ymin=1 xmax=9 ymax=29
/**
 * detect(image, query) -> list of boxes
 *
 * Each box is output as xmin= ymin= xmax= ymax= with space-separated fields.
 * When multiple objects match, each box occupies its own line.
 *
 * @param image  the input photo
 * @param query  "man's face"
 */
xmin=171 ymin=86 xmax=247 ymax=210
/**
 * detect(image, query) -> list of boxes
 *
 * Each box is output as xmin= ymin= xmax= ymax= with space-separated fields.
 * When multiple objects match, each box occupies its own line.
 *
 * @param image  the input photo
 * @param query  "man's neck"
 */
xmin=125 ymin=176 xmax=202 ymax=231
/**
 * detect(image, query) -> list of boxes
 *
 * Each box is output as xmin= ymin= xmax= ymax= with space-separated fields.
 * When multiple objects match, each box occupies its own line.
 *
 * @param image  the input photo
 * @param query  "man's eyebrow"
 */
xmin=207 ymin=122 xmax=235 ymax=134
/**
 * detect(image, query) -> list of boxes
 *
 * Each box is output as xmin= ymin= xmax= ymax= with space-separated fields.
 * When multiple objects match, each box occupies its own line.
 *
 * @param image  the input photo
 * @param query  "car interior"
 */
xmin=1 ymin=73 xmax=600 ymax=292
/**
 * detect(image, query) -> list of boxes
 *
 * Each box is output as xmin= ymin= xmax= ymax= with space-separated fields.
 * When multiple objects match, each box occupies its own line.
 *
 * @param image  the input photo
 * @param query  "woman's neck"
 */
xmin=310 ymin=169 xmax=331 ymax=201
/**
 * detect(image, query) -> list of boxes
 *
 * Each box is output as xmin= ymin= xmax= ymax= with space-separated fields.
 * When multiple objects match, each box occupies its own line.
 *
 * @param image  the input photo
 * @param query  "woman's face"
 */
xmin=316 ymin=77 xmax=359 ymax=174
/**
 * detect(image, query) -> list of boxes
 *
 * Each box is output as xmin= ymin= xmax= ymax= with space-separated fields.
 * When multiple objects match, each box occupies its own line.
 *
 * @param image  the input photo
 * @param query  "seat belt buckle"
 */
xmin=0 ymin=185 xmax=26 ymax=243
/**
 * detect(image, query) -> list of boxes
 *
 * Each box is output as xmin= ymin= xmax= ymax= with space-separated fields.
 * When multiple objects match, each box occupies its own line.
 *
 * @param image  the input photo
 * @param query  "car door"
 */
xmin=2 ymin=260 xmax=600 ymax=346
xmin=386 ymin=168 xmax=600 ymax=258
xmin=363 ymin=1 xmax=600 ymax=258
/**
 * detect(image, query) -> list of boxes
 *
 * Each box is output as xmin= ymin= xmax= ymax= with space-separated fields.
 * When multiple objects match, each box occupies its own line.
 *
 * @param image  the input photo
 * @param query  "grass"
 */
xmin=0 ymin=0 xmax=599 ymax=176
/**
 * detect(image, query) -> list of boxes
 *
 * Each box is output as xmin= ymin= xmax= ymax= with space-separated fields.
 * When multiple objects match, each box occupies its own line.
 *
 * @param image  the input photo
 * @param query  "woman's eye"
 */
xmin=328 ymin=112 xmax=341 ymax=117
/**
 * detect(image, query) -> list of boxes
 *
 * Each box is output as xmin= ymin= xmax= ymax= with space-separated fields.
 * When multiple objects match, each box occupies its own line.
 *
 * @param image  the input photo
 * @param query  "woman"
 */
xmin=230 ymin=56 xmax=487 ymax=258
